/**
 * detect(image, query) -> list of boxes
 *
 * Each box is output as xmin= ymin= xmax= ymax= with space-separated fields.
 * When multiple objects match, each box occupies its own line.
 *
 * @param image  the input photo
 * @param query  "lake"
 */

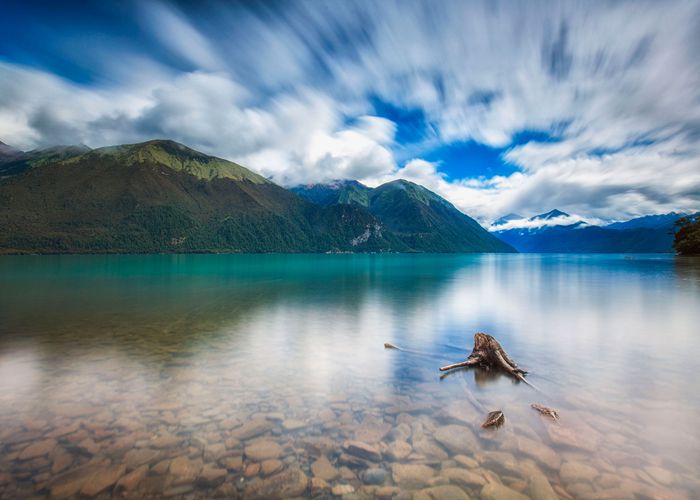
xmin=0 ymin=254 xmax=699 ymax=499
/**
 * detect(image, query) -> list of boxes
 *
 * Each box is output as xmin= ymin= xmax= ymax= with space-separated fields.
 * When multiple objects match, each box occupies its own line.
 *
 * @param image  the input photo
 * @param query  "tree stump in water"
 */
xmin=439 ymin=333 xmax=528 ymax=381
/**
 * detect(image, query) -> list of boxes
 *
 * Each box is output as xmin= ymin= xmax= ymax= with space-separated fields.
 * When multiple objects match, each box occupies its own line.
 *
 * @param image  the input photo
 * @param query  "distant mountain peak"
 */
xmin=492 ymin=213 xmax=523 ymax=226
xmin=0 ymin=140 xmax=22 ymax=155
xmin=530 ymin=209 xmax=569 ymax=221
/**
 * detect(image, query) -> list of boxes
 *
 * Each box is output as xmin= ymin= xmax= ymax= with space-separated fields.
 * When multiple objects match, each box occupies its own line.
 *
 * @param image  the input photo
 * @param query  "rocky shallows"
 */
xmin=0 ymin=364 xmax=696 ymax=500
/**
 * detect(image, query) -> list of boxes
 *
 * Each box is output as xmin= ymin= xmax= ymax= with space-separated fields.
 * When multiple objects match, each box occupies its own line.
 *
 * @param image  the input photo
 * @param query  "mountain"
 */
xmin=491 ymin=213 xmax=523 ymax=227
xmin=291 ymin=180 xmax=371 ymax=206
xmin=491 ymin=210 xmax=685 ymax=253
xmin=0 ymin=141 xmax=24 ymax=163
xmin=0 ymin=144 xmax=91 ymax=177
xmin=0 ymin=139 xmax=510 ymax=254
xmin=530 ymin=209 xmax=568 ymax=221
xmin=606 ymin=212 xmax=685 ymax=230
xmin=293 ymin=179 xmax=515 ymax=253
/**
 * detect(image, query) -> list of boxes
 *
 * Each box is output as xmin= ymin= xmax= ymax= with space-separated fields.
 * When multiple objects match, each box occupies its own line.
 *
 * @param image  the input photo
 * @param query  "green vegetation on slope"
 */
xmin=294 ymin=179 xmax=515 ymax=253
xmin=81 ymin=140 xmax=269 ymax=183
xmin=674 ymin=216 xmax=700 ymax=255
xmin=0 ymin=139 xmax=513 ymax=254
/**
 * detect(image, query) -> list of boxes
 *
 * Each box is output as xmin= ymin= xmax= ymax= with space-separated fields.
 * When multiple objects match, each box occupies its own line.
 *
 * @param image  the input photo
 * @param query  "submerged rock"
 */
xmin=311 ymin=455 xmax=339 ymax=481
xmin=515 ymin=436 xmax=561 ymax=470
xmin=81 ymin=464 xmax=126 ymax=496
xmin=332 ymin=483 xmax=355 ymax=495
xmin=643 ymin=465 xmax=674 ymax=486
xmin=391 ymin=463 xmax=435 ymax=489
xmin=198 ymin=464 xmax=227 ymax=485
xmin=480 ymin=482 xmax=530 ymax=500
xmin=124 ymin=448 xmax=162 ymax=470
xmin=244 ymin=466 xmax=308 ymax=499
xmin=413 ymin=484 xmax=470 ymax=500
xmin=245 ymin=440 xmax=283 ymax=461
xmin=169 ymin=456 xmax=203 ymax=485
xmin=354 ymin=420 xmax=392 ymax=443
xmin=386 ymin=440 xmax=412 ymax=460
xmin=231 ymin=419 xmax=272 ymax=440
xmin=115 ymin=464 xmax=148 ymax=493
xmin=49 ymin=464 xmax=102 ymax=499
xmin=527 ymin=472 xmax=558 ymax=500
xmin=18 ymin=438 xmax=57 ymax=460
xmin=361 ymin=468 xmax=389 ymax=485
xmin=413 ymin=437 xmax=449 ymax=460
xmin=440 ymin=467 xmax=486 ymax=488
xmin=434 ymin=425 xmax=478 ymax=455
xmin=261 ymin=459 xmax=283 ymax=476
xmin=343 ymin=440 xmax=381 ymax=462
xmin=547 ymin=423 xmax=599 ymax=452
xmin=559 ymin=461 xmax=599 ymax=483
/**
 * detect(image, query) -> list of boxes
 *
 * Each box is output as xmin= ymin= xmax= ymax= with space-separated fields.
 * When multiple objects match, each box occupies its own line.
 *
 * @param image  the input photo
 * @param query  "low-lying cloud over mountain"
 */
xmin=1 ymin=0 xmax=699 ymax=222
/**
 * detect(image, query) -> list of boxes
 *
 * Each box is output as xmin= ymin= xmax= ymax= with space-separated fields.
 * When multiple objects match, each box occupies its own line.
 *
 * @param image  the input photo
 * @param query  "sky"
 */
xmin=1 ymin=0 xmax=699 ymax=223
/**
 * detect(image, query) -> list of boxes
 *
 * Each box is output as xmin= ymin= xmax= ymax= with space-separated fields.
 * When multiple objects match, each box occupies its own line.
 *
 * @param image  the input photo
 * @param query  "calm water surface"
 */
xmin=0 ymin=254 xmax=699 ymax=499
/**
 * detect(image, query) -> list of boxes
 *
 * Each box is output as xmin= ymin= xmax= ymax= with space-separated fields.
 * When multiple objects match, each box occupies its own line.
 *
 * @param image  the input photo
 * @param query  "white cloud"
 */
xmin=1 ymin=0 xmax=700 ymax=221
xmin=489 ymin=214 xmax=592 ymax=232
xmin=140 ymin=2 xmax=224 ymax=71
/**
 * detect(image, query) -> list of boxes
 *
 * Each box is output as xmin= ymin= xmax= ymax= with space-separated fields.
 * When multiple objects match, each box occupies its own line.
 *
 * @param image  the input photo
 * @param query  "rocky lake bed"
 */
xmin=1 ymin=254 xmax=699 ymax=499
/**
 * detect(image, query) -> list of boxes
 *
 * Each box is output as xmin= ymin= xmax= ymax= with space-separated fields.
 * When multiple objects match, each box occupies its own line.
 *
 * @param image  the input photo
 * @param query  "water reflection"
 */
xmin=0 ymin=254 xmax=699 ymax=499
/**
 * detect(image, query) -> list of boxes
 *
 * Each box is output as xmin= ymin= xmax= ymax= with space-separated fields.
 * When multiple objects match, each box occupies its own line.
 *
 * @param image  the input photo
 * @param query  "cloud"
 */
xmin=489 ymin=214 xmax=593 ymax=232
xmin=139 ymin=2 xmax=224 ymax=71
xmin=1 ymin=0 xmax=700 ymax=221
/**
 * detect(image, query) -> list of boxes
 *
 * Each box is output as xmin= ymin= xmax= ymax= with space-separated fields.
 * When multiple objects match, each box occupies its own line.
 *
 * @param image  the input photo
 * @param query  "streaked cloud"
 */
xmin=0 ymin=0 xmax=699 ymax=222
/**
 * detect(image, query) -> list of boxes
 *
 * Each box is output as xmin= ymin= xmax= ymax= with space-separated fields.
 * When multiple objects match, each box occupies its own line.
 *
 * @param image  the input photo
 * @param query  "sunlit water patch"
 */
xmin=0 ymin=254 xmax=699 ymax=499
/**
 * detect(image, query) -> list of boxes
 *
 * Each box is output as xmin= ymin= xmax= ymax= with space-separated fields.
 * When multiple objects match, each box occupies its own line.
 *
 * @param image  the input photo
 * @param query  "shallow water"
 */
xmin=0 ymin=254 xmax=699 ymax=499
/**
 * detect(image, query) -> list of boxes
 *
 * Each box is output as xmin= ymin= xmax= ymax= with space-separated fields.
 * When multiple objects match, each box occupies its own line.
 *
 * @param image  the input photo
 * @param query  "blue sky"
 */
xmin=1 ymin=0 xmax=699 ymax=222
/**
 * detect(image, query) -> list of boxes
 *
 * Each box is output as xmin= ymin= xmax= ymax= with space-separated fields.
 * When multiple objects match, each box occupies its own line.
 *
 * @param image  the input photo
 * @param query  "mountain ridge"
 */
xmin=491 ymin=209 xmax=687 ymax=253
xmin=292 ymin=179 xmax=514 ymax=253
xmin=0 ymin=139 xmax=513 ymax=254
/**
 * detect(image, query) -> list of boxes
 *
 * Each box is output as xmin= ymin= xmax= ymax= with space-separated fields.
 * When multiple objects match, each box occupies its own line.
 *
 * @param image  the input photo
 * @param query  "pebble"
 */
xmin=559 ymin=461 xmax=599 ymax=483
xmin=480 ymin=482 xmax=530 ymax=500
xmin=311 ymin=454 xmax=339 ymax=481
xmin=244 ymin=465 xmax=308 ymax=498
xmin=343 ymin=440 xmax=381 ymax=462
xmin=386 ymin=440 xmax=412 ymax=460
xmin=413 ymin=484 xmax=470 ymax=500
xmin=440 ymin=467 xmax=486 ymax=488
xmin=261 ymin=459 xmax=283 ymax=476
xmin=244 ymin=463 xmax=261 ymax=477
xmin=80 ymin=464 xmax=126 ymax=496
xmin=169 ymin=456 xmax=203 ymax=485
xmin=332 ymin=483 xmax=355 ymax=495
xmin=433 ymin=425 xmax=478 ymax=455
xmin=231 ymin=419 xmax=272 ymax=440
xmin=245 ymin=440 xmax=283 ymax=461
xmin=282 ymin=419 xmax=307 ymax=431
xmin=361 ymin=467 xmax=388 ymax=485
xmin=115 ymin=464 xmax=148 ymax=492
xmin=18 ymin=439 xmax=57 ymax=460
xmin=391 ymin=463 xmax=435 ymax=489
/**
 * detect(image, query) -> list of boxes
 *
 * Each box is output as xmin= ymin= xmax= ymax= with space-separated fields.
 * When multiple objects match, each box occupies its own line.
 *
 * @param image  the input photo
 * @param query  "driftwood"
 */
xmin=439 ymin=332 xmax=542 ymax=393
xmin=440 ymin=332 xmax=526 ymax=375
xmin=481 ymin=410 xmax=505 ymax=428
xmin=531 ymin=403 xmax=559 ymax=421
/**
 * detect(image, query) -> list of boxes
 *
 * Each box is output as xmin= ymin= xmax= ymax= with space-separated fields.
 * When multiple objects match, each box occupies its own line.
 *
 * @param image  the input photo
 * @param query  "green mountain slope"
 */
xmin=81 ymin=140 xmax=268 ymax=183
xmin=0 ymin=144 xmax=90 ymax=177
xmin=0 ymin=140 xmax=403 ymax=253
xmin=0 ymin=139 xmax=513 ymax=254
xmin=293 ymin=179 xmax=515 ymax=253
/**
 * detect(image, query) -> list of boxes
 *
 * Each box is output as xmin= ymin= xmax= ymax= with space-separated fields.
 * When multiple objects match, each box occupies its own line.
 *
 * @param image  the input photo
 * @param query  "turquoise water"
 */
xmin=0 ymin=254 xmax=699 ymax=498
